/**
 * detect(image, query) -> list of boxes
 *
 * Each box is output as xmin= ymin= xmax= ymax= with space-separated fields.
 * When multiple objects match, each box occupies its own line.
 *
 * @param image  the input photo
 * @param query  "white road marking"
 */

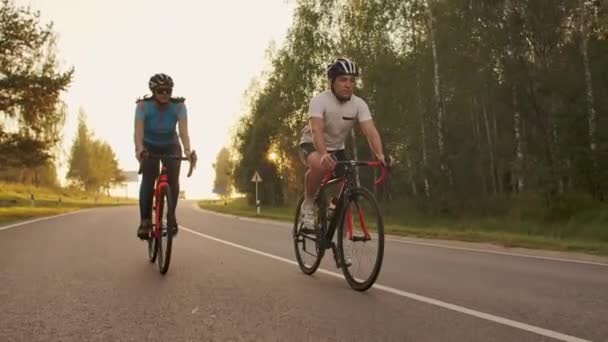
xmin=181 ymin=225 xmax=591 ymax=342
xmin=0 ymin=210 xmax=89 ymax=231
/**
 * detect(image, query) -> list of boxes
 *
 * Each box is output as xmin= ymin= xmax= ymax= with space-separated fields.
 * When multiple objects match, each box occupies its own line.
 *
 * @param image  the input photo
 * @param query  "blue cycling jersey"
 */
xmin=135 ymin=99 xmax=187 ymax=146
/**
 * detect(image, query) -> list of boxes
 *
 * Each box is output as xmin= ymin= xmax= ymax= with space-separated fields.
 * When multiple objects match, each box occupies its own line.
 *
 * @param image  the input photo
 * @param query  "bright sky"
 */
xmin=17 ymin=0 xmax=295 ymax=199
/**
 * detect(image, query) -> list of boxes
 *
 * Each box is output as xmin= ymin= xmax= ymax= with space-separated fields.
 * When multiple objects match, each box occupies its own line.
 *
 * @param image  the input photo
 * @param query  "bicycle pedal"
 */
xmin=352 ymin=236 xmax=370 ymax=242
xmin=337 ymin=260 xmax=352 ymax=268
xmin=300 ymin=227 xmax=317 ymax=235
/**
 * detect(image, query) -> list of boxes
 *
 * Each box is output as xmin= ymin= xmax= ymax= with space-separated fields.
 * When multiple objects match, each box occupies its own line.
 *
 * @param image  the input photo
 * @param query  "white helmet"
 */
xmin=327 ymin=58 xmax=360 ymax=79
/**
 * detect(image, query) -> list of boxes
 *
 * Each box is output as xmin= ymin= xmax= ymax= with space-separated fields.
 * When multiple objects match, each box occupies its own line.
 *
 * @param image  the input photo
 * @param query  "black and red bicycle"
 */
xmin=293 ymin=160 xmax=388 ymax=291
xmin=138 ymin=151 xmax=196 ymax=274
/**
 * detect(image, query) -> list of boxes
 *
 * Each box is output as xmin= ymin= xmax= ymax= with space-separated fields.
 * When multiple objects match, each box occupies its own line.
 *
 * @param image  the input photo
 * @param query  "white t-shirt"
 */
xmin=299 ymin=90 xmax=372 ymax=151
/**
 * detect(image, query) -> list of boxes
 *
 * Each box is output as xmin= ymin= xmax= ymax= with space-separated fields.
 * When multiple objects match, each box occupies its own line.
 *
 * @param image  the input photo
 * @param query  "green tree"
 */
xmin=89 ymin=139 xmax=125 ymax=195
xmin=232 ymin=0 xmax=608 ymax=215
xmin=212 ymin=147 xmax=234 ymax=202
xmin=0 ymin=0 xmax=73 ymax=170
xmin=66 ymin=109 xmax=124 ymax=193
xmin=67 ymin=110 xmax=93 ymax=190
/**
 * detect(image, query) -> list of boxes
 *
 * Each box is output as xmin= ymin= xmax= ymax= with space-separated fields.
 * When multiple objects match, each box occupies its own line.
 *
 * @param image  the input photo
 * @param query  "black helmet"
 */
xmin=148 ymin=73 xmax=174 ymax=91
xmin=326 ymin=58 xmax=360 ymax=80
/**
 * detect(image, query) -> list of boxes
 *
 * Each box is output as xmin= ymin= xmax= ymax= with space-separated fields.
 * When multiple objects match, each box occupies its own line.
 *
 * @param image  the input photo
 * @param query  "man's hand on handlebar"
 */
xmin=375 ymin=153 xmax=394 ymax=169
xmin=320 ymin=152 xmax=337 ymax=172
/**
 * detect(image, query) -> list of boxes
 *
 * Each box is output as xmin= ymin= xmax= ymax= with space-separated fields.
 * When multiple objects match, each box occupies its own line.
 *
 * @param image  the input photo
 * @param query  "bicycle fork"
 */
xmin=326 ymin=201 xmax=372 ymax=268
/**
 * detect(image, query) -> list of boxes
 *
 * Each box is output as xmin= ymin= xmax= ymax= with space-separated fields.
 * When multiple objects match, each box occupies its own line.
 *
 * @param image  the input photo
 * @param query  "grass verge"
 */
xmin=199 ymin=198 xmax=608 ymax=255
xmin=0 ymin=182 xmax=136 ymax=225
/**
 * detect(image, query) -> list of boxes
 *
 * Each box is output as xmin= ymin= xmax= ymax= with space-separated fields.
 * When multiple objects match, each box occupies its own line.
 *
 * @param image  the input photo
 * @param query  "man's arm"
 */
xmin=357 ymin=98 xmax=388 ymax=165
xmin=308 ymin=96 xmax=336 ymax=170
xmin=311 ymin=117 xmax=337 ymax=170
xmin=310 ymin=117 xmax=327 ymax=154
xmin=360 ymin=120 xmax=386 ymax=163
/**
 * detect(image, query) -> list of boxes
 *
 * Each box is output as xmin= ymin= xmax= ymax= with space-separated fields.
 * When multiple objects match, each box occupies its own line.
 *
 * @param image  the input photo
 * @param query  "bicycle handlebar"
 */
xmin=137 ymin=150 xmax=197 ymax=178
xmin=321 ymin=160 xmax=389 ymax=186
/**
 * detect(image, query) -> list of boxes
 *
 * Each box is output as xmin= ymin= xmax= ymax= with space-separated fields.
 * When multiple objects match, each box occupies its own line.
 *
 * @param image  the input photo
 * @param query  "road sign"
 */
xmin=251 ymin=171 xmax=263 ymax=183
xmin=251 ymin=171 xmax=262 ymax=215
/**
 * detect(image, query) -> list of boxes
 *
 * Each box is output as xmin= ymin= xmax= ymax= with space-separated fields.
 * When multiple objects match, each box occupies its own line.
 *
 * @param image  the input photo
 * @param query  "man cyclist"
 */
xmin=134 ymin=73 xmax=195 ymax=239
xmin=299 ymin=58 xmax=389 ymax=232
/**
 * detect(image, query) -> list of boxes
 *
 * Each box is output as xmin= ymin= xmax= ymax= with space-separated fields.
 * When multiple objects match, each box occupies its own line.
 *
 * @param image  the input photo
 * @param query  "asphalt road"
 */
xmin=1 ymin=203 xmax=607 ymax=342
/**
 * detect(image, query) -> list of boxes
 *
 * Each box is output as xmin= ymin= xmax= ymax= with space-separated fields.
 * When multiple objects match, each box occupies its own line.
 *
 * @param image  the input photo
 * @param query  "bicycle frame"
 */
xmin=317 ymin=161 xmax=387 ymax=250
xmin=151 ymin=166 xmax=170 ymax=240
xmin=137 ymin=152 xmax=196 ymax=239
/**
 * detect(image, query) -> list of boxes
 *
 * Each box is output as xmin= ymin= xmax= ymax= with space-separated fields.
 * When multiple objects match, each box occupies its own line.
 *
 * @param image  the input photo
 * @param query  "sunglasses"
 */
xmin=155 ymin=88 xmax=172 ymax=95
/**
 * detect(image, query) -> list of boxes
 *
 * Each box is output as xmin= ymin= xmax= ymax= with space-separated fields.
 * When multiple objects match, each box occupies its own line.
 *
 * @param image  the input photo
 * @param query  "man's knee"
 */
xmin=306 ymin=152 xmax=324 ymax=174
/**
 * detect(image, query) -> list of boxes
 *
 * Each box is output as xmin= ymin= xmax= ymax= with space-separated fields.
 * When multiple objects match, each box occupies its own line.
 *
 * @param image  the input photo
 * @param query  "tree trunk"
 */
xmin=565 ymin=158 xmax=574 ymax=191
xmin=512 ymin=84 xmax=525 ymax=193
xmin=413 ymin=21 xmax=431 ymax=198
xmin=550 ymin=94 xmax=563 ymax=195
xmin=34 ymin=168 xmax=39 ymax=188
xmin=482 ymin=97 xmax=498 ymax=195
xmin=471 ymin=97 xmax=487 ymax=195
xmin=405 ymin=146 xmax=418 ymax=196
xmin=580 ymin=0 xmax=601 ymax=200
xmin=492 ymin=106 xmax=504 ymax=193
xmin=425 ymin=0 xmax=450 ymax=190
xmin=504 ymin=0 xmax=525 ymax=193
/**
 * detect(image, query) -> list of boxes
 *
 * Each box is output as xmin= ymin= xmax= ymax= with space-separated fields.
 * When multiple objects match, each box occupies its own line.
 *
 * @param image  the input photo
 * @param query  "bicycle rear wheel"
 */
xmin=293 ymin=195 xmax=325 ymax=275
xmin=155 ymin=185 xmax=174 ymax=274
xmin=337 ymin=187 xmax=384 ymax=291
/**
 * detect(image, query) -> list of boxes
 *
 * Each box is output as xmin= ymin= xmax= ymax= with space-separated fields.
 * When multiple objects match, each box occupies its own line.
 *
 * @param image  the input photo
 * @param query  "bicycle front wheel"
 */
xmin=155 ymin=185 xmax=174 ymax=275
xmin=337 ymin=187 xmax=384 ymax=291
xmin=293 ymin=195 xmax=324 ymax=275
xmin=147 ymin=231 xmax=157 ymax=263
